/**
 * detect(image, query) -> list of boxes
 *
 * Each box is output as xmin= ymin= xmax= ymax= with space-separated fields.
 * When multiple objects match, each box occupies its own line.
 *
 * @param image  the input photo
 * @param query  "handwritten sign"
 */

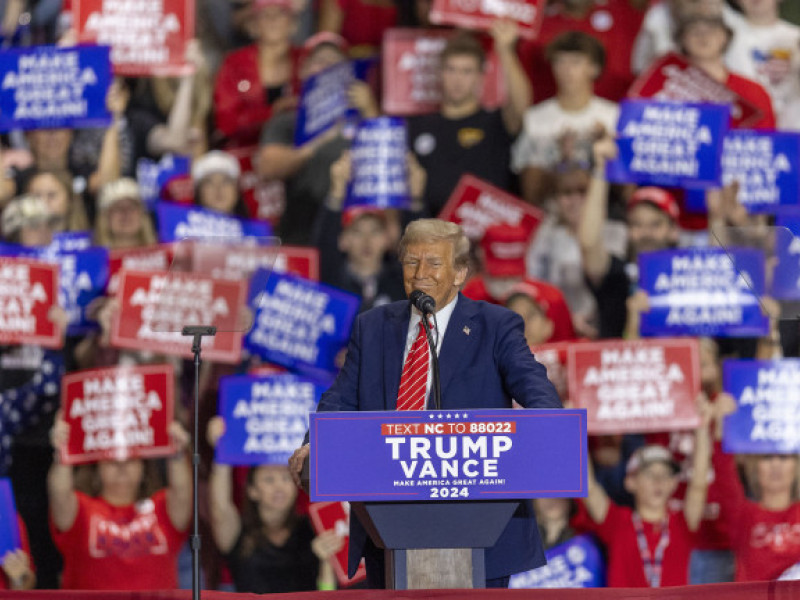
xmin=723 ymin=359 xmax=800 ymax=454
xmin=0 ymin=44 xmax=111 ymax=132
xmin=0 ymin=257 xmax=60 ymax=348
xmin=61 ymin=364 xmax=174 ymax=464
xmin=216 ymin=373 xmax=323 ymax=465
xmin=438 ymin=174 xmax=543 ymax=241
xmin=638 ymin=247 xmax=769 ymax=338
xmin=567 ymin=338 xmax=700 ymax=435
xmin=111 ymin=270 xmax=247 ymax=364
xmin=73 ymin=0 xmax=195 ymax=76
xmin=606 ymin=100 xmax=729 ymax=189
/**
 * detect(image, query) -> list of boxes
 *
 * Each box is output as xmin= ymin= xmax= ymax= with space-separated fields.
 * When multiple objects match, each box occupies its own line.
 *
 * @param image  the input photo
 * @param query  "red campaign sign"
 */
xmin=61 ymin=363 xmax=175 ymax=465
xmin=567 ymin=338 xmax=701 ymax=435
xmin=429 ymin=0 xmax=545 ymax=40
xmin=0 ymin=257 xmax=61 ymax=348
xmin=628 ymin=53 xmax=763 ymax=129
xmin=73 ymin=0 xmax=196 ymax=77
xmin=107 ymin=245 xmax=171 ymax=295
xmin=110 ymin=270 xmax=247 ymax=364
xmin=381 ymin=28 xmax=505 ymax=116
xmin=308 ymin=502 xmax=367 ymax=587
xmin=438 ymin=174 xmax=543 ymax=242
xmin=192 ymin=244 xmax=319 ymax=282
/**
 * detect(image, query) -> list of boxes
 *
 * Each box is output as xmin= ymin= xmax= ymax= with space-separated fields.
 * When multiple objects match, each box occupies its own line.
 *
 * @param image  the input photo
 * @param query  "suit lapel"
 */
xmin=438 ymin=295 xmax=478 ymax=398
xmin=383 ymin=302 xmax=409 ymax=410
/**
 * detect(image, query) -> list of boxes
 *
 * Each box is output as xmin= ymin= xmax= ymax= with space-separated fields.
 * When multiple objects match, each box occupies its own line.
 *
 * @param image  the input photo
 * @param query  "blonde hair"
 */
xmin=28 ymin=169 xmax=90 ymax=233
xmin=93 ymin=181 xmax=157 ymax=249
xmin=398 ymin=219 xmax=470 ymax=269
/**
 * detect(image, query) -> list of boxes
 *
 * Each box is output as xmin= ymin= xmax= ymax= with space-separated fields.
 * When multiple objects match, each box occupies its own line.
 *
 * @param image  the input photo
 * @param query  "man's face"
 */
xmin=628 ymin=203 xmax=677 ymax=258
xmin=552 ymin=52 xmax=598 ymax=93
xmin=440 ymin=54 xmax=483 ymax=108
xmin=401 ymin=240 xmax=467 ymax=312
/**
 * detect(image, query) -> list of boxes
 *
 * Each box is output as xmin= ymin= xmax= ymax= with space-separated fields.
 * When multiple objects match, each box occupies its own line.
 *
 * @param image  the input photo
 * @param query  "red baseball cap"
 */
xmin=505 ymin=279 xmax=576 ymax=343
xmin=480 ymin=223 xmax=530 ymax=278
xmin=341 ymin=206 xmax=387 ymax=228
xmin=627 ymin=187 xmax=680 ymax=222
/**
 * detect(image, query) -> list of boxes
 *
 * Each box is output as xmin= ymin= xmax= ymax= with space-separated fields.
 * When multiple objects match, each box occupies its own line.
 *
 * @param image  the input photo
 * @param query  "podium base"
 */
xmin=387 ymin=548 xmax=484 ymax=589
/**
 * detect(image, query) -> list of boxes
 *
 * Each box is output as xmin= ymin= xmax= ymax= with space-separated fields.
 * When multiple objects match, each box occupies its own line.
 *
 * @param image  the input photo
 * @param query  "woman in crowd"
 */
xmin=47 ymin=413 xmax=192 ymax=590
xmin=213 ymin=0 xmax=302 ymax=149
xmin=207 ymin=416 xmax=341 ymax=593
xmin=193 ymin=150 xmax=250 ymax=218
xmin=25 ymin=169 xmax=90 ymax=234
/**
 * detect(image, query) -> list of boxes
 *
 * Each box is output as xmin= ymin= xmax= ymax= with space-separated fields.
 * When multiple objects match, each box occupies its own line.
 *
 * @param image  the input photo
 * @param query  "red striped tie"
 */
xmin=396 ymin=320 xmax=430 ymax=411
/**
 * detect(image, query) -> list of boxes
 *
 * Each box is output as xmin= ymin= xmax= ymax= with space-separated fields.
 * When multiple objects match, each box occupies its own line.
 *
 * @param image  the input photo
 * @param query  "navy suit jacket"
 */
xmin=316 ymin=294 xmax=562 ymax=579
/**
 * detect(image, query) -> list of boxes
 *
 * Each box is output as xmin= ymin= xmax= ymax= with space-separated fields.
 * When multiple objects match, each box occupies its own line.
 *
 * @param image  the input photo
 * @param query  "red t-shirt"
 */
xmin=518 ymin=1 xmax=645 ymax=103
xmin=338 ymin=0 xmax=397 ymax=49
xmin=712 ymin=442 xmax=800 ymax=581
xmin=51 ymin=490 xmax=189 ymax=590
xmin=581 ymin=502 xmax=695 ymax=587
xmin=725 ymin=72 xmax=777 ymax=130
xmin=645 ymin=406 xmax=733 ymax=551
xmin=0 ymin=516 xmax=32 ymax=590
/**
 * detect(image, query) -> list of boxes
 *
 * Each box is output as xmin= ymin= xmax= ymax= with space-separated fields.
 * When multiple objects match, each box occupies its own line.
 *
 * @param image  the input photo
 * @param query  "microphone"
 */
xmin=409 ymin=290 xmax=436 ymax=315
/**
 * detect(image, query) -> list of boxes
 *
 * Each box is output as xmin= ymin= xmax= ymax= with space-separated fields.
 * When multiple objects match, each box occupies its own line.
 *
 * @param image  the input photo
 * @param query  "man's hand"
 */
xmin=288 ymin=444 xmax=310 ymax=488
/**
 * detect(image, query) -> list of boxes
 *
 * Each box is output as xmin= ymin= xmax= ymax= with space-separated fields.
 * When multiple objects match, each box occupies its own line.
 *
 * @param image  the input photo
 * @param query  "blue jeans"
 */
xmin=689 ymin=549 xmax=735 ymax=584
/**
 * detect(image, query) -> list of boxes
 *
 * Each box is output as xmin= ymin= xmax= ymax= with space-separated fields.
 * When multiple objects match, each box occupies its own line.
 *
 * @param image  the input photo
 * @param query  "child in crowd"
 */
xmin=580 ymin=396 xmax=712 ymax=587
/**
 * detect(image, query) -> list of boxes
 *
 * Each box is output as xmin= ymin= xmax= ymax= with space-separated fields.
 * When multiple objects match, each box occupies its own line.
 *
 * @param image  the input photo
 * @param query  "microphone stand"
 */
xmin=181 ymin=325 xmax=217 ymax=600
xmin=421 ymin=316 xmax=441 ymax=410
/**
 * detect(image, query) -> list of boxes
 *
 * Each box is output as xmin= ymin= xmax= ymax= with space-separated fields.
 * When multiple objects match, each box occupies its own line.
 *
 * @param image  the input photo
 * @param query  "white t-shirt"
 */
xmin=511 ymin=96 xmax=619 ymax=172
xmin=725 ymin=18 xmax=800 ymax=130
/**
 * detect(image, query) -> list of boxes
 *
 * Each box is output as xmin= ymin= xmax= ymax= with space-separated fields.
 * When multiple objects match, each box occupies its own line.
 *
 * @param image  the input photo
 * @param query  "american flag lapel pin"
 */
xmin=463 ymin=326 xmax=470 ymax=336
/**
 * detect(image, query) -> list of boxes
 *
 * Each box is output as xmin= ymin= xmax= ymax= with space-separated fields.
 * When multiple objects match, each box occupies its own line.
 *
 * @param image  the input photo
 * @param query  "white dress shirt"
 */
xmin=401 ymin=294 xmax=458 ymax=406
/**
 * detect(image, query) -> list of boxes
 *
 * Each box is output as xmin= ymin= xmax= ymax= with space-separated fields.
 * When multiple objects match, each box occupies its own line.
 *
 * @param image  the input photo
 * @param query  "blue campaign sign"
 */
xmin=156 ymin=202 xmax=271 ymax=243
xmin=638 ymin=247 xmax=769 ymax=338
xmin=137 ymin=155 xmax=191 ymax=209
xmin=509 ymin=534 xmax=605 ymax=589
xmin=0 ymin=242 xmax=109 ymax=335
xmin=0 ymin=44 xmax=112 ymax=132
xmin=606 ymin=100 xmax=729 ymax=189
xmin=723 ymin=359 xmax=800 ymax=454
xmin=0 ymin=478 xmax=21 ymax=560
xmin=294 ymin=58 xmax=373 ymax=146
xmin=770 ymin=220 xmax=800 ymax=300
xmin=216 ymin=373 xmax=324 ymax=465
xmin=49 ymin=231 xmax=92 ymax=254
xmin=345 ymin=117 xmax=410 ymax=210
xmin=245 ymin=271 xmax=360 ymax=379
xmin=308 ymin=409 xmax=588 ymax=502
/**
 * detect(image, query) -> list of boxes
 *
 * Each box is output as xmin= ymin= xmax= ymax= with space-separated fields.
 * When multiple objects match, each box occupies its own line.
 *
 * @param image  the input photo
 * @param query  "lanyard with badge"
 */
xmin=632 ymin=512 xmax=670 ymax=587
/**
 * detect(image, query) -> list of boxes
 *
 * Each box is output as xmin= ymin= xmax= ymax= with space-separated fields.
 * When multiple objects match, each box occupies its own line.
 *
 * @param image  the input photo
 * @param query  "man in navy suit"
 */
xmin=289 ymin=218 xmax=561 ymax=587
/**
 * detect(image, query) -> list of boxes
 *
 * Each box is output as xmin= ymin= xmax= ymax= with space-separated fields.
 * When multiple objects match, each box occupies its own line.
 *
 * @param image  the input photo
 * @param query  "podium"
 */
xmin=308 ymin=408 xmax=587 ymax=589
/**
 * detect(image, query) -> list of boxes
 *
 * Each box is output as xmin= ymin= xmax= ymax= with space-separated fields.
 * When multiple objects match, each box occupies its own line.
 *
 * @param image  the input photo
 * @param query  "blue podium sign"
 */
xmin=309 ymin=409 xmax=587 ymax=502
